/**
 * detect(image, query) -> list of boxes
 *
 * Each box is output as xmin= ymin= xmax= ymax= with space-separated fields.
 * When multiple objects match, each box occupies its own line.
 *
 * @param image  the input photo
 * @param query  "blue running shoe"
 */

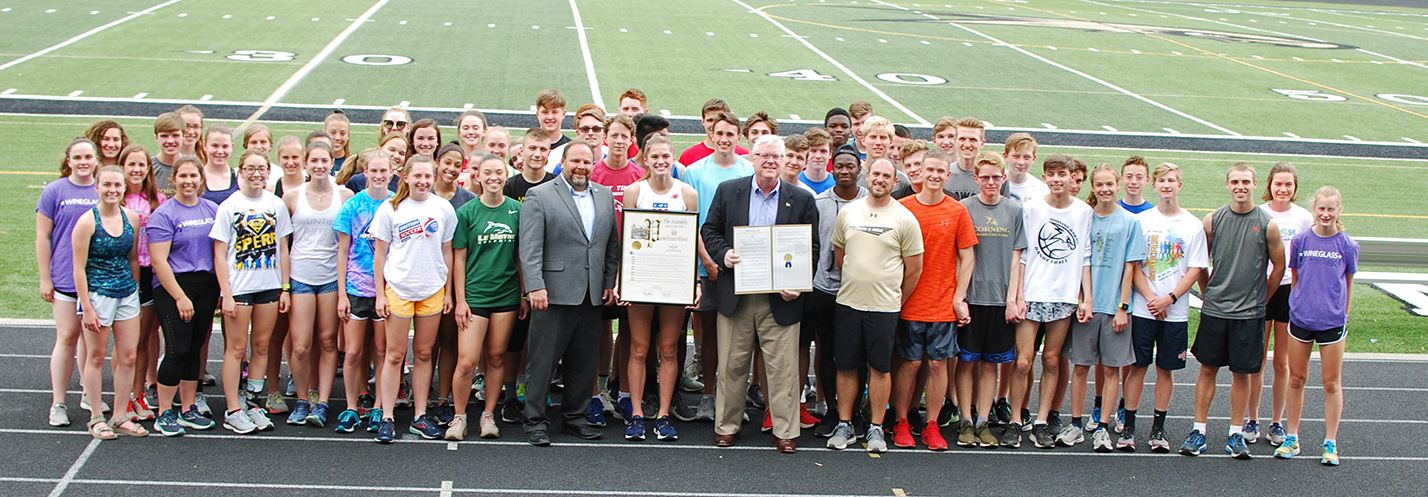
xmin=654 ymin=416 xmax=678 ymax=441
xmin=307 ymin=402 xmax=329 ymax=427
xmin=588 ymin=398 xmax=608 ymax=427
xmin=1180 ymin=429 xmax=1207 ymax=456
xmin=1320 ymin=440 xmax=1339 ymax=466
xmin=1242 ymin=419 xmax=1260 ymax=444
xmin=615 ymin=396 xmax=634 ymax=421
xmin=625 ymin=415 xmax=646 ymax=441
xmin=410 ymin=414 xmax=442 ymax=439
xmin=334 ymin=409 xmax=360 ymax=433
xmin=1227 ymin=432 xmax=1252 ymax=459
xmin=1087 ymin=406 xmax=1103 ymax=432
xmin=366 ymin=408 xmax=384 ymax=433
xmin=1115 ymin=408 xmax=1126 ymax=433
xmin=375 ymin=419 xmax=395 ymax=443
xmin=287 ymin=400 xmax=310 ymax=425
xmin=431 ymin=401 xmax=455 ymax=427
xmin=155 ymin=408 xmax=185 ymax=437
xmin=179 ymin=406 xmax=216 ymax=430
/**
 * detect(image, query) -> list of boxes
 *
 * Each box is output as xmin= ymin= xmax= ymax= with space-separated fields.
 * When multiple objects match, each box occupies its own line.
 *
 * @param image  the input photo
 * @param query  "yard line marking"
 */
xmin=238 ymin=0 xmax=390 ymax=130
xmin=1344 ymin=135 xmax=1361 ymax=141
xmin=568 ymin=0 xmax=604 ymax=109
xmin=47 ymin=439 xmax=99 ymax=497
xmin=1355 ymin=48 xmax=1428 ymax=70
xmin=1102 ymin=125 xmax=1118 ymax=132
xmin=133 ymin=92 xmax=147 ymax=99
xmin=660 ymin=109 xmax=671 ymax=116
xmin=1164 ymin=127 xmax=1180 ymax=134
xmin=199 ymin=94 xmax=212 ymax=101
xmin=399 ymin=100 xmax=411 ymax=108
xmin=462 ymin=103 xmax=473 ymax=109
xmin=333 ymin=98 xmax=345 ymax=105
xmin=446 ymin=442 xmax=458 ymax=451
xmin=67 ymin=91 xmax=83 ymax=97
xmin=1042 ymin=123 xmax=1058 ymax=129
xmin=790 ymin=114 xmax=801 ymax=120
xmin=1284 ymin=132 xmax=1302 ymax=138
xmin=1405 ymin=137 xmax=1422 ymax=144
xmin=0 ymin=0 xmax=181 ymax=73
xmin=2 ymin=88 xmax=16 ymax=95
xmin=740 ymin=0 xmax=930 ymax=126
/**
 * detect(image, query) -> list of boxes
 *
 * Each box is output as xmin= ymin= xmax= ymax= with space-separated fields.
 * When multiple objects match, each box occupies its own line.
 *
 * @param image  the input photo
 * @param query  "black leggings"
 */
xmin=156 ymin=272 xmax=220 ymax=386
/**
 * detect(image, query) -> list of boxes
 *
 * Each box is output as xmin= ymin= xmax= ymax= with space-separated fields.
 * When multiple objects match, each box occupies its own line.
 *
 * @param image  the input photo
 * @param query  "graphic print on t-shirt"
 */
xmin=480 ymin=220 xmax=515 ymax=243
xmin=396 ymin=217 xmax=441 ymax=243
xmin=231 ymin=209 xmax=278 ymax=271
xmin=1144 ymin=231 xmax=1186 ymax=282
xmin=1036 ymin=218 xmax=1079 ymax=263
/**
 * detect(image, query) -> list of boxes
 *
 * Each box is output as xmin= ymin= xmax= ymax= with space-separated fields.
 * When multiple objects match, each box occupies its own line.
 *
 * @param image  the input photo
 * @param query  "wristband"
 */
xmin=1168 ymin=292 xmax=1178 ymax=304
xmin=282 ymin=283 xmax=292 ymax=292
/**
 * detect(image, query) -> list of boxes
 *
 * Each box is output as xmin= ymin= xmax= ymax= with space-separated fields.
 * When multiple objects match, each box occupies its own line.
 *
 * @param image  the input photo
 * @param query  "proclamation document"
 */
xmin=620 ymin=210 xmax=698 ymax=306
xmin=732 ymin=224 xmax=813 ymax=294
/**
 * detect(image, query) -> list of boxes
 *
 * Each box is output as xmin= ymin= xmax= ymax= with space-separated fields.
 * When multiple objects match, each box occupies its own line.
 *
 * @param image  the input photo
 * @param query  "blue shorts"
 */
xmin=290 ymin=279 xmax=338 ymax=295
xmin=1131 ymin=316 xmax=1187 ymax=371
xmin=895 ymin=320 xmax=958 ymax=361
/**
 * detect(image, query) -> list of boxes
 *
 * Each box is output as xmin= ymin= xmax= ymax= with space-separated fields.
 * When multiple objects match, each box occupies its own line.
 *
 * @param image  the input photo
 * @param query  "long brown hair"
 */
xmin=406 ymin=118 xmax=441 ymax=158
xmin=638 ymin=135 xmax=674 ymax=180
xmin=390 ymin=155 xmax=434 ymax=209
xmin=82 ymin=120 xmax=129 ymax=163
xmin=119 ymin=144 xmax=161 ymax=207
xmin=324 ymin=110 xmax=351 ymax=158
xmin=1261 ymin=162 xmax=1298 ymax=203
xmin=60 ymin=137 xmax=98 ymax=178
xmin=1086 ymin=163 xmax=1118 ymax=208
xmin=171 ymin=156 xmax=207 ymax=196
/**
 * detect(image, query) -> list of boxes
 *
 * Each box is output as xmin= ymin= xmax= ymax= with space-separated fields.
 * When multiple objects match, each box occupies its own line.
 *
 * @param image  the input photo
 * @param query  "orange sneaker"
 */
xmin=892 ymin=418 xmax=917 ymax=448
xmin=761 ymin=410 xmax=773 ymax=433
xmin=799 ymin=405 xmax=819 ymax=429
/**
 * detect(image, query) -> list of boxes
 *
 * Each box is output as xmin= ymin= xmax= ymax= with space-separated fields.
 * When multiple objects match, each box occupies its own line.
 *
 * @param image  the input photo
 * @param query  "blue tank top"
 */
xmin=86 ymin=208 xmax=137 ymax=298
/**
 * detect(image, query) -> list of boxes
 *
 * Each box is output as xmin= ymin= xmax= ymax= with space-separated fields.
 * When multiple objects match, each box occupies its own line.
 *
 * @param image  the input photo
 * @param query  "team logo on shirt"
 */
xmin=396 ymin=217 xmax=439 ymax=242
xmin=1036 ymin=218 xmax=1078 ymax=263
xmin=853 ymin=225 xmax=893 ymax=236
xmin=230 ymin=209 xmax=278 ymax=271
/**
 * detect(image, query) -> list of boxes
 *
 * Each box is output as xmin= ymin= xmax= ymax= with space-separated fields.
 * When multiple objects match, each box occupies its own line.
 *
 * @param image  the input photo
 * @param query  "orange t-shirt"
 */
xmin=898 ymin=194 xmax=978 ymax=322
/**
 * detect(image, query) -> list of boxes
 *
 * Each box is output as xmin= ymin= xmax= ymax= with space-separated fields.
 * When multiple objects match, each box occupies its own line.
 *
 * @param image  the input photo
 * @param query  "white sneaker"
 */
xmin=478 ymin=411 xmax=500 ymax=439
xmin=194 ymin=394 xmax=213 ymax=417
xmin=79 ymin=397 xmax=111 ymax=414
xmin=245 ymin=406 xmax=275 ymax=431
xmin=223 ymin=409 xmax=257 ymax=434
xmin=1056 ymin=424 xmax=1085 ymax=446
xmin=49 ymin=402 xmax=70 ymax=427
xmin=1092 ymin=427 xmax=1114 ymax=452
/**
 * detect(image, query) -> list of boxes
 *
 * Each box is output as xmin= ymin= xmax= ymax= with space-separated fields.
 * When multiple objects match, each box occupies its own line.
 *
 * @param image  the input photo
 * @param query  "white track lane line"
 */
xmin=239 ymin=0 xmax=390 ymax=129
xmin=46 ymin=439 xmax=99 ymax=497
xmin=873 ymin=0 xmax=1239 ymax=135
xmin=729 ymin=0 xmax=931 ymax=126
xmin=0 ymin=0 xmax=182 ymax=73
xmin=568 ymin=0 xmax=604 ymax=109
xmin=5 ymin=477 xmax=892 ymax=497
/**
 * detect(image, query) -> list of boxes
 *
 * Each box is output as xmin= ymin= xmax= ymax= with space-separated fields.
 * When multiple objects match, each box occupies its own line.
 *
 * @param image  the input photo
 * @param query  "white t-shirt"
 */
xmin=1008 ymin=175 xmax=1049 ymax=203
xmin=1020 ymin=196 xmax=1093 ymax=304
xmin=369 ymin=196 xmax=458 ymax=301
xmin=1131 ymin=208 xmax=1210 ymax=322
xmin=1260 ymin=202 xmax=1313 ymax=286
xmin=209 ymin=191 xmax=294 ymax=296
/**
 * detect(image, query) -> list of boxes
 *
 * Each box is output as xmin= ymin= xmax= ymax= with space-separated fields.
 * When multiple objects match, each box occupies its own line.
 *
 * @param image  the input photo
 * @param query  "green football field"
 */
xmin=1 ymin=0 xmax=1425 ymax=350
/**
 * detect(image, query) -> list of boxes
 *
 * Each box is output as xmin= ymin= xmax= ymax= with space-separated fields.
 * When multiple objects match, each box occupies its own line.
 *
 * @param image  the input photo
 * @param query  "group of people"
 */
xmin=37 ymin=90 xmax=1355 ymax=465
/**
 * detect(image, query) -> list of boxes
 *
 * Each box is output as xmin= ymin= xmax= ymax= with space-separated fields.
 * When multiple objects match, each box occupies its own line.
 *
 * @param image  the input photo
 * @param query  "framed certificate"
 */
xmin=732 ymin=224 xmax=814 ymax=295
xmin=619 ymin=209 xmax=699 ymax=306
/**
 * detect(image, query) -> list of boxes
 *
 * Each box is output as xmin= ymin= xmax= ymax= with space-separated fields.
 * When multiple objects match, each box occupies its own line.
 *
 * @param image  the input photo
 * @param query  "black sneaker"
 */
xmin=1000 ymin=422 xmax=1022 ymax=448
xmin=814 ymin=415 xmax=839 ymax=438
xmin=993 ymin=398 xmax=1012 ymax=426
xmin=1032 ymin=424 xmax=1055 ymax=449
xmin=670 ymin=392 xmax=699 ymax=422
xmin=1046 ymin=412 xmax=1063 ymax=435
xmin=499 ymin=398 xmax=523 ymax=424
xmin=746 ymin=384 xmax=766 ymax=409
xmin=908 ymin=408 xmax=924 ymax=436
xmin=936 ymin=399 xmax=956 ymax=427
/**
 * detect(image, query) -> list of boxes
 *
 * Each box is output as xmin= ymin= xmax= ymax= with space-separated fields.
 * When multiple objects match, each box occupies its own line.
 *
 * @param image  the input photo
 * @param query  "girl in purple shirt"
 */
xmin=38 ymin=138 xmax=101 ymax=428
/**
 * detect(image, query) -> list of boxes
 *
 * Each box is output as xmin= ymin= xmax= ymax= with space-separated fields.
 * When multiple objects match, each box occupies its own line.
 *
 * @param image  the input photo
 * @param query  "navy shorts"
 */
xmin=290 ymin=279 xmax=338 ymax=295
xmin=895 ymin=320 xmax=958 ymax=361
xmin=957 ymin=305 xmax=1015 ymax=363
xmin=1131 ymin=316 xmax=1187 ymax=371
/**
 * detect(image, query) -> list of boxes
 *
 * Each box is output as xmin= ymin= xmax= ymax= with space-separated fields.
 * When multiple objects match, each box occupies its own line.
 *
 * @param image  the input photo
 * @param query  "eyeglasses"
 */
xmin=382 ymin=120 xmax=410 ymax=129
xmin=752 ymin=153 xmax=782 ymax=161
xmin=577 ymin=126 xmax=604 ymax=134
xmin=238 ymin=166 xmax=268 ymax=174
xmin=975 ymin=174 xmax=1005 ymax=182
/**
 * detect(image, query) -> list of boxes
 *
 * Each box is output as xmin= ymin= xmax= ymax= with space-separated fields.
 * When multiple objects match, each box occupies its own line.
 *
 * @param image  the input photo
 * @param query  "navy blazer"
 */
xmin=700 ymin=177 xmax=819 ymax=326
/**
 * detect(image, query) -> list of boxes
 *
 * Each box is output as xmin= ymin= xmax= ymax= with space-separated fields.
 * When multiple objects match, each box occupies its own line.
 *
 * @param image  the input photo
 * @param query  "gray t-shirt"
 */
xmin=961 ymin=195 xmax=1026 ymax=306
xmin=1202 ymin=204 xmax=1272 ymax=320
xmin=946 ymin=163 xmax=1009 ymax=201
xmin=813 ymin=186 xmax=867 ymax=294
xmin=150 ymin=156 xmax=175 ymax=198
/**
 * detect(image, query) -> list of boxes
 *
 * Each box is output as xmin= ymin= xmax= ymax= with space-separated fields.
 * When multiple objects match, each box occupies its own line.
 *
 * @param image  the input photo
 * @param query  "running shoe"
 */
xmin=814 ymin=415 xmax=839 ymax=438
xmin=1114 ymin=408 xmax=1125 ymax=433
xmin=1000 ymin=422 xmax=1023 ymax=448
xmin=472 ymin=373 xmax=486 ymax=402
xmin=975 ymin=421 xmax=998 ymax=448
xmin=1275 ymin=435 xmax=1300 ymax=459
xmin=1092 ymin=427 xmax=1114 ymax=452
xmin=587 ymin=397 xmax=609 ymax=427
xmin=194 ymin=394 xmax=212 ymax=417
xmin=799 ymin=404 xmax=819 ymax=429
xmin=746 ymin=384 xmax=766 ymax=409
xmin=923 ymin=422 xmax=948 ymax=451
xmin=1268 ymin=422 xmax=1288 ymax=447
xmin=1046 ymin=412 xmax=1063 ymax=436
xmin=375 ymin=419 xmax=395 ymax=443
xmin=430 ymin=401 xmax=455 ymax=427
xmin=223 ymin=409 xmax=257 ymax=434
xmin=625 ymin=415 xmax=646 ymax=441
xmin=1180 ymin=429 xmax=1207 ymax=456
xmin=144 ymin=384 xmax=159 ymax=410
xmin=286 ymin=400 xmax=311 ymax=425
xmin=907 ymin=408 xmax=924 ymax=436
xmin=79 ymin=397 xmax=111 ymax=414
xmin=671 ymin=392 xmax=698 ymax=422
xmin=155 ymin=408 xmax=185 ymax=437
xmin=479 ymin=411 xmax=500 ymax=439
xmin=992 ymin=398 xmax=1012 ymax=426
xmin=284 ymin=375 xmax=296 ymax=396
xmin=48 ymin=402 xmax=70 ymax=427
xmin=827 ymin=422 xmax=855 ymax=450
xmin=246 ymin=406 xmax=275 ymax=431
xmin=1227 ymin=432 xmax=1252 ymax=459
xmin=679 ymin=375 xmax=704 ymax=393
xmin=1032 ymin=424 xmax=1056 ymax=449
xmin=308 ymin=402 xmax=329 ymax=427
xmin=395 ymin=381 xmax=413 ymax=409
xmin=936 ymin=400 xmax=958 ymax=427
xmin=409 ymin=414 xmax=442 ymax=439
xmin=202 ymin=372 xmax=217 ymax=386
xmin=694 ymin=394 xmax=716 ymax=422
xmin=866 ymin=425 xmax=888 ymax=453
xmin=129 ymin=397 xmax=155 ymax=421
xmin=445 ymin=415 xmax=467 ymax=441
xmin=515 ymin=382 xmax=527 ymax=402
xmin=334 ymin=409 xmax=360 ymax=433
xmin=892 ymin=418 xmax=916 ymax=448
xmin=1243 ymin=419 xmax=1261 ymax=444
xmin=1148 ymin=428 xmax=1171 ymax=453
xmin=654 ymin=416 xmax=678 ymax=441
xmin=614 ymin=396 xmax=633 ymax=422
xmin=179 ymin=406 xmax=216 ymax=430
xmin=357 ymin=393 xmax=376 ymax=414
xmin=1021 ymin=410 xmax=1035 ymax=431
xmin=365 ymin=408 xmax=385 ymax=433
xmin=266 ymin=393 xmax=289 ymax=414
xmin=1117 ymin=427 xmax=1137 ymax=451
xmin=1320 ymin=440 xmax=1339 ymax=466
xmin=761 ymin=411 xmax=774 ymax=433
xmin=1056 ymin=423 xmax=1084 ymax=446
xmin=307 ymin=390 xmax=319 ymax=407
xmin=956 ymin=420 xmax=976 ymax=447
xmin=500 ymin=398 xmax=523 ymax=424
xmin=1087 ymin=407 xmax=1103 ymax=432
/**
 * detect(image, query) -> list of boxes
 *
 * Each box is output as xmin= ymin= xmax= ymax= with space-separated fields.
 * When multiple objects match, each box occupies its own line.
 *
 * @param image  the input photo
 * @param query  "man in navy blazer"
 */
xmin=700 ymin=135 xmax=819 ymax=452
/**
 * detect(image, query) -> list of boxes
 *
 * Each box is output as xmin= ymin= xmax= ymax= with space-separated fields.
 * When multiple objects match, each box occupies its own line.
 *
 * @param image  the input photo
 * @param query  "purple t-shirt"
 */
xmin=146 ymin=198 xmax=219 ymax=284
xmin=37 ymin=177 xmax=99 ymax=293
xmin=1288 ymin=230 xmax=1358 ymax=331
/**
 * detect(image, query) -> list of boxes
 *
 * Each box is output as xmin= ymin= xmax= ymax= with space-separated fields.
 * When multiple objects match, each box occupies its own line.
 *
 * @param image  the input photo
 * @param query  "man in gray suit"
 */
xmin=518 ymin=141 xmax=621 ymax=446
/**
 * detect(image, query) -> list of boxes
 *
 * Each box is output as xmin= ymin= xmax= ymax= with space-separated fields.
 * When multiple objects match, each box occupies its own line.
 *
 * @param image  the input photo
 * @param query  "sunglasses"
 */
xmin=382 ymin=120 xmax=410 ymax=129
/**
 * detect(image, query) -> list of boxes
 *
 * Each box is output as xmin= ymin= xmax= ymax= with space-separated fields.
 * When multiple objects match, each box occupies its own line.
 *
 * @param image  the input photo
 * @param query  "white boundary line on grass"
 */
xmin=729 ymin=0 xmax=931 ymax=126
xmin=868 ymin=0 xmax=1240 ymax=136
xmin=0 ymin=0 xmax=182 ymax=73
xmin=238 ymin=0 xmax=390 ymax=130
xmin=568 ymin=0 xmax=604 ymax=109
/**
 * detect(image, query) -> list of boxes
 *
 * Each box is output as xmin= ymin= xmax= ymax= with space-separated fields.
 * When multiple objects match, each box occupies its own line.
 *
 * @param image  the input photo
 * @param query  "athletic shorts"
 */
xmin=956 ymin=305 xmax=1014 ymax=363
xmin=290 ymin=279 xmax=338 ymax=295
xmin=833 ymin=304 xmax=897 ymax=373
xmin=1064 ymin=313 xmax=1135 ymax=368
xmin=1025 ymin=301 xmax=1076 ymax=323
xmin=54 ymin=290 xmax=78 ymax=303
xmin=138 ymin=266 xmax=155 ymax=307
xmin=347 ymin=295 xmax=383 ymax=322
xmin=77 ymin=291 xmax=140 ymax=327
xmin=693 ymin=277 xmax=719 ymax=312
xmin=1192 ymin=315 xmax=1265 ymax=374
xmin=508 ymin=313 xmax=530 ymax=352
xmin=895 ymin=320 xmax=958 ymax=361
xmin=385 ymin=287 xmax=443 ymax=319
xmin=1290 ymin=323 xmax=1346 ymax=346
xmin=232 ymin=289 xmax=281 ymax=306
xmin=1131 ymin=316 xmax=1187 ymax=371
xmin=602 ymin=304 xmax=627 ymax=321
xmin=1265 ymin=285 xmax=1291 ymax=324
xmin=470 ymin=304 xmax=520 ymax=319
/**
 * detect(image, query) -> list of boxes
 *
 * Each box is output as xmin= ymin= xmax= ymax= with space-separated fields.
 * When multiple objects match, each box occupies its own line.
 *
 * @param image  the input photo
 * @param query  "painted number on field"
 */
xmin=1372 ymin=284 xmax=1428 ymax=317
xmin=1272 ymin=89 xmax=1346 ymax=101
xmin=341 ymin=54 xmax=413 ymax=66
xmin=768 ymin=69 xmax=837 ymax=82
xmin=227 ymin=50 xmax=296 ymax=62
xmin=876 ymin=73 xmax=948 ymax=85
xmin=1377 ymin=94 xmax=1428 ymax=106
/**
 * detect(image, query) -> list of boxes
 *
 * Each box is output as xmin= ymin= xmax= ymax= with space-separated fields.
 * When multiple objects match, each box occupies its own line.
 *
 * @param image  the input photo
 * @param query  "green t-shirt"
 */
xmin=453 ymin=197 xmax=522 ymax=307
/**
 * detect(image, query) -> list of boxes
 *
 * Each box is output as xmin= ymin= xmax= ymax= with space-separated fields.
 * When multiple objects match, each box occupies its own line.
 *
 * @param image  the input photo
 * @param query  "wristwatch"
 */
xmin=1119 ymin=302 xmax=1129 ymax=311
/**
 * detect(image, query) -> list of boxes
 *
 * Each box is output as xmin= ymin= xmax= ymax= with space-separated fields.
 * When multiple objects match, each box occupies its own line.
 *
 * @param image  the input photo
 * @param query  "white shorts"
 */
xmin=77 ymin=292 xmax=141 ymax=327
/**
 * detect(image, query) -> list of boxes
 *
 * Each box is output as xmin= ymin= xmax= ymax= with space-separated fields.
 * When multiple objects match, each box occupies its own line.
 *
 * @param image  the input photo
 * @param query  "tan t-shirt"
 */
xmin=832 ymin=198 xmax=924 ymax=312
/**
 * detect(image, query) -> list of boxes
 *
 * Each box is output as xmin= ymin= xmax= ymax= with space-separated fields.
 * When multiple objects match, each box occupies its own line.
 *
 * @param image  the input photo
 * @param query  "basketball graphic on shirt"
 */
xmin=1036 ymin=218 xmax=1078 ymax=262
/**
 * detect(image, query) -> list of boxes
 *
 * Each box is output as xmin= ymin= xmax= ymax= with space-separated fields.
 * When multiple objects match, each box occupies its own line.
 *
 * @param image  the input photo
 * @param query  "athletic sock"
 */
xmin=1229 ymin=425 xmax=1243 ymax=436
xmin=1072 ymin=416 xmax=1084 ymax=429
xmin=1124 ymin=409 xmax=1138 ymax=432
xmin=869 ymin=423 xmax=882 ymax=432
xmin=1033 ymin=420 xmax=1047 ymax=426
xmin=1324 ymin=438 xmax=1335 ymax=445
xmin=1152 ymin=410 xmax=1167 ymax=432
xmin=618 ymin=391 xmax=630 ymax=401
xmin=246 ymin=379 xmax=265 ymax=395
xmin=1287 ymin=432 xmax=1298 ymax=440
xmin=1094 ymin=396 xmax=1103 ymax=409
xmin=1193 ymin=422 xmax=1207 ymax=433
xmin=1118 ymin=398 xmax=1126 ymax=411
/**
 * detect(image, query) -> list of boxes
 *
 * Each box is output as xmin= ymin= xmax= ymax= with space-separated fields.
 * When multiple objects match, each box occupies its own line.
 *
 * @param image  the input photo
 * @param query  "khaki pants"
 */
xmin=715 ymin=295 xmax=802 ymax=440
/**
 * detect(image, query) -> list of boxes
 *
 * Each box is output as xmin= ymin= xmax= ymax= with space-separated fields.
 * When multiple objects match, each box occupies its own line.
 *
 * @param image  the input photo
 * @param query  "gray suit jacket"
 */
xmin=519 ymin=175 xmax=621 ymax=306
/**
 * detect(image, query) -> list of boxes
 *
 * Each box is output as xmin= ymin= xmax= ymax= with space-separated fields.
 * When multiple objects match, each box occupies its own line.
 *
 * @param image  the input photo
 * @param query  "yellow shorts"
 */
xmin=385 ymin=286 xmax=444 ymax=319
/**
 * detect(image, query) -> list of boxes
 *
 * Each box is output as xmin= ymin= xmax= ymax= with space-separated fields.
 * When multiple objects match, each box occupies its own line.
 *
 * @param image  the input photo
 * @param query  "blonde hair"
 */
xmin=974 ymin=150 xmax=1005 ymax=172
xmin=859 ymin=116 xmax=893 ymax=138
xmin=1312 ymin=185 xmax=1346 ymax=232
xmin=1152 ymin=162 xmax=1182 ymax=183
xmin=323 ymin=110 xmax=351 ymax=158
xmin=1261 ymin=162 xmax=1299 ymax=202
xmin=1085 ymin=163 xmax=1118 ymax=208
xmin=1004 ymin=132 xmax=1036 ymax=155
xmin=391 ymin=155 xmax=434 ymax=209
xmin=241 ymin=124 xmax=272 ymax=150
